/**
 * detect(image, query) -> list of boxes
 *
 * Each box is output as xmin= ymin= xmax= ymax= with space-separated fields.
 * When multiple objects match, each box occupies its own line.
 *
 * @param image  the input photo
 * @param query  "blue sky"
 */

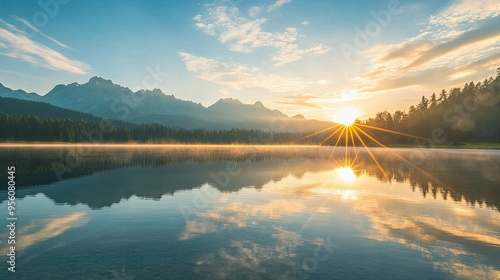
xmin=1 ymin=0 xmax=499 ymax=120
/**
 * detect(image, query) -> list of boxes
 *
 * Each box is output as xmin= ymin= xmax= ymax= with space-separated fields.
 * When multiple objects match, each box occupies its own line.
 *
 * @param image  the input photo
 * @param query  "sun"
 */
xmin=333 ymin=107 xmax=360 ymax=126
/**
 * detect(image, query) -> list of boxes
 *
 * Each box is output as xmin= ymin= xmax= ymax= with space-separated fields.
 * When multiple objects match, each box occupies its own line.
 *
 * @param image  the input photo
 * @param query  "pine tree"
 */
xmin=430 ymin=93 xmax=437 ymax=108
xmin=438 ymin=89 xmax=447 ymax=103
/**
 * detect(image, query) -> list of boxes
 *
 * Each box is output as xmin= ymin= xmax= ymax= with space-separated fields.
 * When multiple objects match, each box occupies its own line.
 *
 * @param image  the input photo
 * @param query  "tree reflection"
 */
xmin=0 ymin=147 xmax=498 ymax=211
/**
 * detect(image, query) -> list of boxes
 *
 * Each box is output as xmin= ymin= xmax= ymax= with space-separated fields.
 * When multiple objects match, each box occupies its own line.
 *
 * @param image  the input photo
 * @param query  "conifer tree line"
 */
xmin=361 ymin=68 xmax=500 ymax=144
xmin=0 ymin=113 xmax=323 ymax=144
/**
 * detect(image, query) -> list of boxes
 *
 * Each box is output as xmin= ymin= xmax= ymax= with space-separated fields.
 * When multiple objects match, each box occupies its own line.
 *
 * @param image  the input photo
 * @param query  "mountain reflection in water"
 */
xmin=1 ymin=146 xmax=499 ymax=211
xmin=0 ymin=146 xmax=499 ymax=280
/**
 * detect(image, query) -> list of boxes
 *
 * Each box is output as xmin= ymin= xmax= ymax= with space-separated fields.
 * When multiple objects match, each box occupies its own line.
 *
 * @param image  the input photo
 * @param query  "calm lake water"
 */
xmin=0 ymin=146 xmax=499 ymax=279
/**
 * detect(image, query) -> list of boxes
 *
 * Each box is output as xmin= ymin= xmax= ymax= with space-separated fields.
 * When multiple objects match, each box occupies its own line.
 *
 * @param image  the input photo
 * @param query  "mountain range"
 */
xmin=0 ymin=77 xmax=334 ymax=132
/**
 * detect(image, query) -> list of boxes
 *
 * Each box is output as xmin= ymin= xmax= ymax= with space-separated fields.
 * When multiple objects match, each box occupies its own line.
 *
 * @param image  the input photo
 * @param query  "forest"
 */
xmin=0 ymin=69 xmax=499 ymax=145
xmin=0 ymin=113 xmax=321 ymax=144
xmin=361 ymin=69 xmax=500 ymax=145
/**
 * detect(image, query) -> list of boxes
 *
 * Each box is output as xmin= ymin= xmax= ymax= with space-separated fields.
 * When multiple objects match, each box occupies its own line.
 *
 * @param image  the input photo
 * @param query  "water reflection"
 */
xmin=179 ymin=164 xmax=499 ymax=279
xmin=193 ymin=227 xmax=303 ymax=279
xmin=0 ymin=212 xmax=88 ymax=255
xmin=1 ymin=147 xmax=499 ymax=212
xmin=0 ymin=146 xmax=499 ymax=279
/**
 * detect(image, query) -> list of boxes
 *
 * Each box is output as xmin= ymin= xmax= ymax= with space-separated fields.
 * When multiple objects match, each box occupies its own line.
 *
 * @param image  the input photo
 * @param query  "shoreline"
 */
xmin=0 ymin=143 xmax=318 ymax=148
xmin=0 ymin=142 xmax=499 ymax=149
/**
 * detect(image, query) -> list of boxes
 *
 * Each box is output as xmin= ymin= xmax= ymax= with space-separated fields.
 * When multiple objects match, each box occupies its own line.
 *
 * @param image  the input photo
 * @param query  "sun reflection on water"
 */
xmin=335 ymin=167 xmax=356 ymax=183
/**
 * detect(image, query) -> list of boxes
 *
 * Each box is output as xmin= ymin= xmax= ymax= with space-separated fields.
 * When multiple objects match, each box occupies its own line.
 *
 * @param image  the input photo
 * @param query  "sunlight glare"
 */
xmin=333 ymin=107 xmax=360 ymax=126
xmin=335 ymin=167 xmax=356 ymax=183
xmin=339 ymin=189 xmax=358 ymax=201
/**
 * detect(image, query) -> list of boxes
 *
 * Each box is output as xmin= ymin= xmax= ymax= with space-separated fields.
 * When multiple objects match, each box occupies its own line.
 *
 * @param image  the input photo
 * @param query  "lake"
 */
xmin=0 ymin=146 xmax=499 ymax=279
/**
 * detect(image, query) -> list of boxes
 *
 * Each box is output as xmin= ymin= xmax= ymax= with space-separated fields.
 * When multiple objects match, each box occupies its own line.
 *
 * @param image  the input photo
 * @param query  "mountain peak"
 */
xmin=152 ymin=88 xmax=164 ymax=95
xmin=254 ymin=101 xmax=264 ymax=107
xmin=216 ymin=98 xmax=243 ymax=105
xmin=88 ymin=76 xmax=113 ymax=85
xmin=292 ymin=114 xmax=306 ymax=120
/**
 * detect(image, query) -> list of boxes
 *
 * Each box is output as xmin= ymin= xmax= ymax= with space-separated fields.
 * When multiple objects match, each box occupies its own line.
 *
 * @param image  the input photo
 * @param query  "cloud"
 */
xmin=1 ymin=212 xmax=88 ymax=254
xmin=180 ymin=199 xmax=306 ymax=240
xmin=192 ymin=5 xmax=328 ymax=66
xmin=193 ymin=228 xmax=302 ymax=278
xmin=179 ymin=52 xmax=323 ymax=92
xmin=267 ymin=0 xmax=292 ymax=12
xmin=362 ymin=52 xmax=500 ymax=92
xmin=405 ymin=16 xmax=500 ymax=70
xmin=313 ymin=90 xmax=373 ymax=104
xmin=12 ymin=16 xmax=74 ymax=50
xmin=272 ymin=40 xmax=330 ymax=66
xmin=427 ymin=0 xmax=500 ymax=36
xmin=277 ymin=93 xmax=321 ymax=108
xmin=380 ymin=41 xmax=432 ymax=62
xmin=0 ymin=19 xmax=90 ymax=74
xmin=248 ymin=6 xmax=261 ymax=17
xmin=354 ymin=0 xmax=500 ymax=95
xmin=300 ymin=21 xmax=310 ymax=25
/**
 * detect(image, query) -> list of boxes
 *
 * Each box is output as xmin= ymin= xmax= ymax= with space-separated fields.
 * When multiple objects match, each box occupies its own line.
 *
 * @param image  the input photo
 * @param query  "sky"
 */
xmin=0 ymin=0 xmax=499 ymax=121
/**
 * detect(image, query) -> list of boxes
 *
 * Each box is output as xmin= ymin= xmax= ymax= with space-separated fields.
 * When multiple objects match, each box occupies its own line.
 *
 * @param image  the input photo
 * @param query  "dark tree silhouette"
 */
xmin=363 ymin=69 xmax=500 ymax=144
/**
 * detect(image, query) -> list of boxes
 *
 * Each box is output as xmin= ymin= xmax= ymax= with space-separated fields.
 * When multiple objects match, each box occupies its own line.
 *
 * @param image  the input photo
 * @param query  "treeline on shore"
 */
xmin=0 ymin=113 xmax=325 ymax=144
xmin=361 ymin=70 xmax=500 ymax=144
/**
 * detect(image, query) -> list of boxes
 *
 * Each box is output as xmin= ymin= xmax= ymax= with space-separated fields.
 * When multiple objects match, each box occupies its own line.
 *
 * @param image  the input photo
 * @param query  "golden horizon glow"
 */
xmin=332 ymin=107 xmax=360 ymax=126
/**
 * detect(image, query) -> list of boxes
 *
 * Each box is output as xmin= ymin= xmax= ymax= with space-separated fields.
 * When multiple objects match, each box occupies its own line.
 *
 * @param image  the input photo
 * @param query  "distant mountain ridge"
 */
xmin=0 ymin=77 xmax=334 ymax=132
xmin=0 ymin=83 xmax=41 ymax=102
xmin=0 ymin=97 xmax=102 ymax=122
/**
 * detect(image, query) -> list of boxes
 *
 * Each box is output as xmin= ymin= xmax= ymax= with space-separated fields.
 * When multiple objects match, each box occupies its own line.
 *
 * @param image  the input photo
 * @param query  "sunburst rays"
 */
xmin=296 ymin=119 xmax=449 ymax=189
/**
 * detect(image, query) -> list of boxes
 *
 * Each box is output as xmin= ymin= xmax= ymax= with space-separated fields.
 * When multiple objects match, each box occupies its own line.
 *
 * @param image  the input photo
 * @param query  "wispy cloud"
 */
xmin=12 ymin=16 xmax=74 ymax=50
xmin=1 ymin=212 xmax=88 ymax=254
xmin=426 ymin=0 xmax=500 ymax=39
xmin=248 ymin=6 xmax=262 ymax=18
xmin=354 ymin=0 xmax=500 ymax=94
xmin=0 ymin=19 xmax=90 ymax=74
xmin=192 ymin=5 xmax=329 ymax=66
xmin=277 ymin=93 xmax=321 ymax=108
xmin=272 ymin=39 xmax=329 ymax=66
xmin=320 ymin=90 xmax=373 ymax=104
xmin=179 ymin=52 xmax=323 ymax=92
xmin=267 ymin=0 xmax=292 ymax=12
